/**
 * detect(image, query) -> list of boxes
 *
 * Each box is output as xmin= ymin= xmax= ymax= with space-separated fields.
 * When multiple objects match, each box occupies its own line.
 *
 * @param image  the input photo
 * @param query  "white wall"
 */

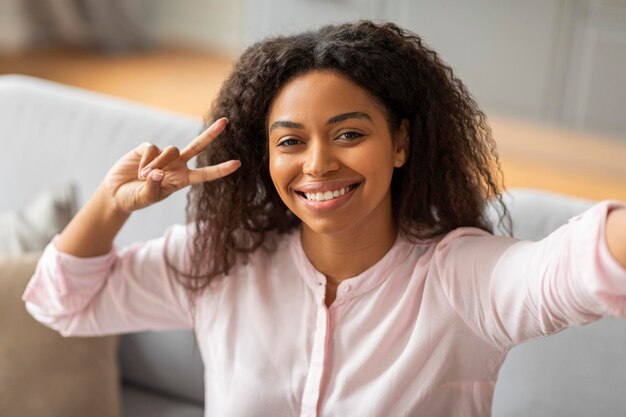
xmin=561 ymin=0 xmax=626 ymax=138
xmin=235 ymin=0 xmax=626 ymax=139
xmin=241 ymin=0 xmax=379 ymax=46
xmin=141 ymin=0 xmax=245 ymax=54
xmin=384 ymin=0 xmax=566 ymax=124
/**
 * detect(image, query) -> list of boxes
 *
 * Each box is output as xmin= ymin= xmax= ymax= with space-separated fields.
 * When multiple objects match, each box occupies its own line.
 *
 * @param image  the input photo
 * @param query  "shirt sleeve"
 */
xmin=22 ymin=224 xmax=194 ymax=337
xmin=435 ymin=200 xmax=626 ymax=351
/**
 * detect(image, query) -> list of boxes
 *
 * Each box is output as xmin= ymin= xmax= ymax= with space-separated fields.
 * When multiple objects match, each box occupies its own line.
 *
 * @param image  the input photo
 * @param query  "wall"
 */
xmin=236 ymin=0 xmax=626 ymax=139
xmin=141 ymin=0 xmax=245 ymax=54
xmin=561 ymin=0 xmax=626 ymax=138
xmin=2 ymin=0 xmax=624 ymax=139
xmin=0 ymin=0 xmax=32 ymax=53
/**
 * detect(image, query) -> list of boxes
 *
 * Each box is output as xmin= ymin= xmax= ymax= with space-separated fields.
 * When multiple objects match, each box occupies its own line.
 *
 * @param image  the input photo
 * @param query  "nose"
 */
xmin=302 ymin=140 xmax=340 ymax=176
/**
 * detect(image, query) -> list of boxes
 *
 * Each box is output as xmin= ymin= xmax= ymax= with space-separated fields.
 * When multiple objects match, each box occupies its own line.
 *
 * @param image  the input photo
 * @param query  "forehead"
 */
xmin=267 ymin=70 xmax=385 ymax=124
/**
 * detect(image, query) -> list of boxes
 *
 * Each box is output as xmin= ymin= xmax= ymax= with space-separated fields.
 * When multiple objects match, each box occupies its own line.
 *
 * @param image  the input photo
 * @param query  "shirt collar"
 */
xmin=288 ymin=227 xmax=416 ymax=301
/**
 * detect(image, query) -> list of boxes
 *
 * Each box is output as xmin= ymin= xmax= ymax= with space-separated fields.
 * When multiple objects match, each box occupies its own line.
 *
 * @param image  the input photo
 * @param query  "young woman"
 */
xmin=23 ymin=21 xmax=626 ymax=416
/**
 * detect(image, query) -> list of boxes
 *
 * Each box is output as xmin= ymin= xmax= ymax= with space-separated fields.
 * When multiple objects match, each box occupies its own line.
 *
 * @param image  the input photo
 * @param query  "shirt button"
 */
xmin=343 ymin=284 xmax=352 ymax=292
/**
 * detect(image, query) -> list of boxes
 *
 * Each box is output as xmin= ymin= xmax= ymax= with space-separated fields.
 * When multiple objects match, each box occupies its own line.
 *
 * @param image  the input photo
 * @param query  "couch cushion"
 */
xmin=0 ymin=253 xmax=121 ymax=417
xmin=119 ymin=330 xmax=205 ymax=404
xmin=122 ymin=384 xmax=203 ymax=417
xmin=493 ymin=318 xmax=626 ymax=417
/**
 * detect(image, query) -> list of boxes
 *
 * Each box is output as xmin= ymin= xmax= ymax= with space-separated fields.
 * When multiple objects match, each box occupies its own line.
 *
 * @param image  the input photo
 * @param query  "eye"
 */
xmin=277 ymin=138 xmax=302 ymax=147
xmin=337 ymin=131 xmax=364 ymax=141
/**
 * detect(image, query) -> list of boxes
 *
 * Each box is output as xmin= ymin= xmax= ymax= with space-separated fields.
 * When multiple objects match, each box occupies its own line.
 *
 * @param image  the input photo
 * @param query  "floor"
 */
xmin=2 ymin=47 xmax=625 ymax=201
xmin=0 ymin=47 xmax=234 ymax=119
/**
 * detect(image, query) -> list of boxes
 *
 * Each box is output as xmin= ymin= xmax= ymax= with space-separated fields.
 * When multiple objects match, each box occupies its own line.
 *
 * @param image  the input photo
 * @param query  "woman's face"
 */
xmin=267 ymin=70 xmax=407 ymax=238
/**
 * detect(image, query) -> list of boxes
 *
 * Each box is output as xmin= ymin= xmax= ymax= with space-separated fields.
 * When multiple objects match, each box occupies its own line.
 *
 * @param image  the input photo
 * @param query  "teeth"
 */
xmin=303 ymin=186 xmax=352 ymax=202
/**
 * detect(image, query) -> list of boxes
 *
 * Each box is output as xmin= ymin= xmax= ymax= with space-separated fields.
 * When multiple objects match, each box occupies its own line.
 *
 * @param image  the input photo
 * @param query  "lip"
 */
xmin=295 ymin=182 xmax=360 ymax=213
xmin=293 ymin=180 xmax=361 ymax=193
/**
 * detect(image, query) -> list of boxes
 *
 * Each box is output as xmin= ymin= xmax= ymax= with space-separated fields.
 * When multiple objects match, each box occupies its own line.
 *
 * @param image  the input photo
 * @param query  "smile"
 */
xmin=294 ymin=183 xmax=360 ymax=206
xmin=302 ymin=184 xmax=359 ymax=202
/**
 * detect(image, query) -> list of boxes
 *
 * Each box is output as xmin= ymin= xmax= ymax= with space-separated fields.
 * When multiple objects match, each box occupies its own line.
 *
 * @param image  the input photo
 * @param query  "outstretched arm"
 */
xmin=436 ymin=201 xmax=626 ymax=350
xmin=606 ymin=207 xmax=626 ymax=269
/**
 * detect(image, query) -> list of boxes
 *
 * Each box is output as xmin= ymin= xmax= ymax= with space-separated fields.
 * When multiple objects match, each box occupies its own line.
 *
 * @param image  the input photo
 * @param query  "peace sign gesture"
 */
xmin=104 ymin=118 xmax=240 ymax=214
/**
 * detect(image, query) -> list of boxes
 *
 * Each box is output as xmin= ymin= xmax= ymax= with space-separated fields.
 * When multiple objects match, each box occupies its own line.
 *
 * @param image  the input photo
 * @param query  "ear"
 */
xmin=393 ymin=119 xmax=410 ymax=168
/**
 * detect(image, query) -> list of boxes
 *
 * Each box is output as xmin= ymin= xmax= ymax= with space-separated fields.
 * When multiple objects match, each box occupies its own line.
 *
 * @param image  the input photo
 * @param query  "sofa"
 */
xmin=1 ymin=74 xmax=624 ymax=417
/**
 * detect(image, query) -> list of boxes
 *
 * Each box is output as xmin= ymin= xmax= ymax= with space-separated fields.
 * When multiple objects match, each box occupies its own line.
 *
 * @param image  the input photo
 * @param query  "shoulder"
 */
xmin=427 ymin=227 xmax=520 ymax=272
xmin=391 ymin=228 xmax=498 ymax=262
xmin=164 ymin=223 xmax=195 ymax=242
xmin=435 ymin=227 xmax=515 ymax=249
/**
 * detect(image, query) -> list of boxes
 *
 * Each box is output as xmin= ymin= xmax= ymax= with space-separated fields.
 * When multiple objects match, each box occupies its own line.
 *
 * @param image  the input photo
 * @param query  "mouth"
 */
xmin=295 ymin=183 xmax=360 ymax=202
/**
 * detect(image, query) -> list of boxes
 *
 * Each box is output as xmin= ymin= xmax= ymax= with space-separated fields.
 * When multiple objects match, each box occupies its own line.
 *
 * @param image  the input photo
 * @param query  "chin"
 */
xmin=299 ymin=216 xmax=359 ymax=238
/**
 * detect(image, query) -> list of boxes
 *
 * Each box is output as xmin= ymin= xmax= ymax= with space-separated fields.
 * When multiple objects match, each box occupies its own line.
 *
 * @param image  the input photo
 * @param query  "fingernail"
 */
xmin=217 ymin=117 xmax=228 ymax=128
xmin=140 ymin=166 xmax=152 ymax=179
xmin=151 ymin=170 xmax=164 ymax=181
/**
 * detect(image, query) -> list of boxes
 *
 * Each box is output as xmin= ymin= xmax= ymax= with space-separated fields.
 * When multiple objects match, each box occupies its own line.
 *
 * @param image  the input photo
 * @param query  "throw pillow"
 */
xmin=0 ymin=253 xmax=120 ymax=417
xmin=0 ymin=183 xmax=78 ymax=254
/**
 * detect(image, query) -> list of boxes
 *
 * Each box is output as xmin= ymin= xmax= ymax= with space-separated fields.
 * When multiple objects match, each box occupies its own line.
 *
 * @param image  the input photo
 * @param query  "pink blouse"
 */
xmin=23 ymin=201 xmax=626 ymax=417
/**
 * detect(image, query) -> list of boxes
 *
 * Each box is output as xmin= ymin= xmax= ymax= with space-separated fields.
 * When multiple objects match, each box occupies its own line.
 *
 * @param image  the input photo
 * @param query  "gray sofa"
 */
xmin=1 ymin=74 xmax=625 ymax=416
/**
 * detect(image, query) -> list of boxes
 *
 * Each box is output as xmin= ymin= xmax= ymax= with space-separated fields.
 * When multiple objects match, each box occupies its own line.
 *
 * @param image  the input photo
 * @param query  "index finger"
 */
xmin=179 ymin=117 xmax=228 ymax=162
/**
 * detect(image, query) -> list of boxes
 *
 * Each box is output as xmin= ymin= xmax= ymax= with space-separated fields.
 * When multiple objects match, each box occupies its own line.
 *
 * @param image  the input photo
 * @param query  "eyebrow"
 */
xmin=269 ymin=111 xmax=372 ymax=133
xmin=327 ymin=111 xmax=372 ymax=125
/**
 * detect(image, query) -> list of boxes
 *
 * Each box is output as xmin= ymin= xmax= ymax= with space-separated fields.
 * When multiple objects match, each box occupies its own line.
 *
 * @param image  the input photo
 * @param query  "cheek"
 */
xmin=353 ymin=145 xmax=396 ymax=181
xmin=269 ymin=153 xmax=295 ymax=191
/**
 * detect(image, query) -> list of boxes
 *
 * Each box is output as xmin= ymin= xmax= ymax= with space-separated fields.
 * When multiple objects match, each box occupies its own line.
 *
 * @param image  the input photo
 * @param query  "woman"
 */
xmin=23 ymin=21 xmax=626 ymax=416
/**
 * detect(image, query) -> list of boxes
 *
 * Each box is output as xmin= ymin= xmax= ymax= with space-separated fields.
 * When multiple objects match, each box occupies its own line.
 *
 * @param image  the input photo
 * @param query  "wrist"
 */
xmin=606 ymin=207 xmax=626 ymax=269
xmin=55 ymin=184 xmax=131 ymax=257
xmin=97 ymin=183 xmax=133 ymax=219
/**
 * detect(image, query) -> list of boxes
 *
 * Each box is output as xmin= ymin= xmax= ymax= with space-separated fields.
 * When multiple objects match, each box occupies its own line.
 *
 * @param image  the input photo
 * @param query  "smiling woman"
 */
xmin=192 ymin=21 xmax=507 ymax=291
xmin=267 ymin=70 xmax=409 ymax=304
xmin=21 ymin=20 xmax=626 ymax=417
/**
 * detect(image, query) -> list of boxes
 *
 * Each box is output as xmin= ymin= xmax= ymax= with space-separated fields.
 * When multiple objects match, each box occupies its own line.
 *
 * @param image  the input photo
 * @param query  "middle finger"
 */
xmin=137 ymin=143 xmax=161 ymax=178
xmin=139 ymin=145 xmax=180 ymax=179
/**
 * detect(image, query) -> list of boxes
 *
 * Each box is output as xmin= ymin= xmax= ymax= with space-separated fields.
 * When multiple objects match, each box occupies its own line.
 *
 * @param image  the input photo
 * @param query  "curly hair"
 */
xmin=177 ymin=20 xmax=509 ymax=295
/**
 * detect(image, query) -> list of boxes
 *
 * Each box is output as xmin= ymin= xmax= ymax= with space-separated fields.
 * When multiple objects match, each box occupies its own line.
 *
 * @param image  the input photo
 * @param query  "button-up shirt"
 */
xmin=23 ymin=201 xmax=626 ymax=416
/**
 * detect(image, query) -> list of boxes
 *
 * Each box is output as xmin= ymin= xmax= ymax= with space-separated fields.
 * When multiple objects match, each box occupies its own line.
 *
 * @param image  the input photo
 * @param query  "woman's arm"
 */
xmin=55 ymin=118 xmax=238 ymax=258
xmin=24 ymin=225 xmax=197 ymax=336
xmin=55 ymin=183 xmax=131 ymax=257
xmin=23 ymin=119 xmax=240 ymax=336
xmin=436 ymin=201 xmax=626 ymax=350
xmin=606 ymin=207 xmax=626 ymax=269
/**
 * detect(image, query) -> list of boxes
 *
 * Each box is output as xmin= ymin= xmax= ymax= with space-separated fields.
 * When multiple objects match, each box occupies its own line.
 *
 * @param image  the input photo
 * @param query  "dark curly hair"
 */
xmin=177 ymin=20 xmax=509 ymax=296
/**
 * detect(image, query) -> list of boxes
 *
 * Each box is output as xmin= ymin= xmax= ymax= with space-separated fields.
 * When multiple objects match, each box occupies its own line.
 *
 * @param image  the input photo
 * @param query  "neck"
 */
xmin=301 ymin=216 xmax=398 ymax=286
